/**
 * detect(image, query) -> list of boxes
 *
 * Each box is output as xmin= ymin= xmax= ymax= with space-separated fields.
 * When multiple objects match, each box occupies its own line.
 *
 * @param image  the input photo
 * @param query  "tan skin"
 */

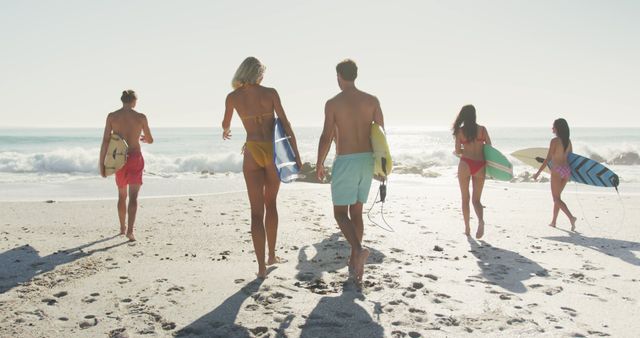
xmin=533 ymin=128 xmax=577 ymax=230
xmin=455 ymin=125 xmax=491 ymax=239
xmin=316 ymin=75 xmax=384 ymax=282
xmin=99 ymin=99 xmax=153 ymax=241
xmin=222 ymin=80 xmax=302 ymax=279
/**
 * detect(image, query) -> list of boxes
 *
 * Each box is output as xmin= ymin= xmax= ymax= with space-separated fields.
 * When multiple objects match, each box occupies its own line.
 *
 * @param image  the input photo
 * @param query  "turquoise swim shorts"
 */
xmin=331 ymin=152 xmax=374 ymax=206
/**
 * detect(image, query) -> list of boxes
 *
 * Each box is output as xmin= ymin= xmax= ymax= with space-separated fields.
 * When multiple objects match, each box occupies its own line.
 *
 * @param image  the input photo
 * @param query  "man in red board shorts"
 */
xmin=99 ymin=90 xmax=154 ymax=241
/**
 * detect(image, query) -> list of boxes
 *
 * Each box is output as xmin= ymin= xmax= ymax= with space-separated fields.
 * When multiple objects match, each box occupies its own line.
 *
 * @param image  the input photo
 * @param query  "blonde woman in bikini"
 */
xmin=533 ymin=118 xmax=577 ymax=230
xmin=453 ymin=105 xmax=491 ymax=238
xmin=221 ymin=57 xmax=302 ymax=278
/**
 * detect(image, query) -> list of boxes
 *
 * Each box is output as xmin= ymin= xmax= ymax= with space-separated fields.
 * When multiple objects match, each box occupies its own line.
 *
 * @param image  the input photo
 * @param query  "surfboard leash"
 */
xmin=572 ymin=182 xmax=627 ymax=237
xmin=367 ymin=180 xmax=395 ymax=232
xmin=367 ymin=157 xmax=396 ymax=232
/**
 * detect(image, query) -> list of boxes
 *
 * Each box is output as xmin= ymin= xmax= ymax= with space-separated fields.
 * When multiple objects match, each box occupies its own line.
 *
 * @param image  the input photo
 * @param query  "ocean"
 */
xmin=1 ymin=127 xmax=639 ymax=201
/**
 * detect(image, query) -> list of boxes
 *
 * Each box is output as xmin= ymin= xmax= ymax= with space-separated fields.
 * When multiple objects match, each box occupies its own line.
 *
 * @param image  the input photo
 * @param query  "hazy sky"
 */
xmin=1 ymin=0 xmax=638 ymax=128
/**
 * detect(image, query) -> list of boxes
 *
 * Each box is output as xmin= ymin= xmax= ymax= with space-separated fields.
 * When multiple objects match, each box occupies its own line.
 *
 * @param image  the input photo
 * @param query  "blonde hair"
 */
xmin=231 ymin=57 xmax=266 ymax=89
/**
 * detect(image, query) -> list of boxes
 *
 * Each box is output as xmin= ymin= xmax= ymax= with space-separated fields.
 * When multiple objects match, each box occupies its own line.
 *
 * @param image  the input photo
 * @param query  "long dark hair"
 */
xmin=554 ymin=118 xmax=570 ymax=151
xmin=452 ymin=105 xmax=478 ymax=142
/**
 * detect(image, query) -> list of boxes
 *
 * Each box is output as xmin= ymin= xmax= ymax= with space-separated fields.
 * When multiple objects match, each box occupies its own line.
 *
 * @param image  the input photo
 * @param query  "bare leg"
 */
xmin=334 ymin=205 xmax=368 ymax=282
xmin=264 ymin=163 xmax=281 ymax=265
xmin=243 ymin=152 xmax=267 ymax=278
xmin=117 ymin=187 xmax=127 ymax=235
xmin=471 ymin=170 xmax=486 ymax=239
xmin=551 ymin=173 xmax=576 ymax=230
xmin=126 ymin=185 xmax=141 ymax=241
xmin=348 ymin=203 xmax=365 ymax=268
xmin=457 ymin=162 xmax=472 ymax=236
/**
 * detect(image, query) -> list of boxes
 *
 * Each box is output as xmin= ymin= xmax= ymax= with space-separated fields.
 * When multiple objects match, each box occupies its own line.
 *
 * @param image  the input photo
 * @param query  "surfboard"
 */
xmin=511 ymin=148 xmax=620 ymax=188
xmin=483 ymin=145 xmax=513 ymax=181
xmin=104 ymin=133 xmax=128 ymax=176
xmin=511 ymin=148 xmax=550 ymax=174
xmin=273 ymin=118 xmax=300 ymax=183
xmin=371 ymin=123 xmax=392 ymax=177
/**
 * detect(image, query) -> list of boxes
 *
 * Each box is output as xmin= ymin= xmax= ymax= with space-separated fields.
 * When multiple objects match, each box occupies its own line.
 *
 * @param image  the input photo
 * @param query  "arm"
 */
xmin=454 ymin=132 xmax=462 ymax=156
xmin=221 ymin=93 xmax=234 ymax=140
xmin=98 ymin=114 xmax=113 ymax=177
xmin=140 ymin=114 xmax=154 ymax=144
xmin=533 ymin=140 xmax=554 ymax=180
xmin=316 ymin=101 xmax=335 ymax=181
xmin=483 ymin=126 xmax=492 ymax=146
xmin=373 ymin=97 xmax=384 ymax=129
xmin=272 ymin=89 xmax=302 ymax=168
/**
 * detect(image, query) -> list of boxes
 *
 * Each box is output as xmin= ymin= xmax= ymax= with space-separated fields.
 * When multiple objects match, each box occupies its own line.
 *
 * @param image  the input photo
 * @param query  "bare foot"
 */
xmin=548 ymin=223 xmax=556 ymax=228
xmin=475 ymin=220 xmax=485 ymax=239
xmin=465 ymin=225 xmax=471 ymax=237
xmin=126 ymin=232 xmax=136 ymax=241
xmin=119 ymin=225 xmax=126 ymax=236
xmin=354 ymin=248 xmax=370 ymax=282
xmin=267 ymin=256 xmax=287 ymax=265
xmin=570 ymin=217 xmax=577 ymax=231
xmin=256 ymin=266 xmax=267 ymax=279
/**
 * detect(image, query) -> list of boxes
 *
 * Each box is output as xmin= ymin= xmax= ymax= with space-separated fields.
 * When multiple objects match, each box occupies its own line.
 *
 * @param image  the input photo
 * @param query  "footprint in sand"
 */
xmin=544 ymin=286 xmax=563 ymax=296
xmin=561 ymin=307 xmax=578 ymax=317
xmin=53 ymin=291 xmax=68 ymax=298
xmin=41 ymin=298 xmax=57 ymax=306
xmin=118 ymin=276 xmax=131 ymax=284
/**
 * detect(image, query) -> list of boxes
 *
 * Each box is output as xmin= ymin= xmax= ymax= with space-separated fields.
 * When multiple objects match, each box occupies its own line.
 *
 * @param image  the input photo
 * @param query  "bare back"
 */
xmin=326 ymin=89 xmax=384 ymax=155
xmin=549 ymin=137 xmax=572 ymax=167
xmin=108 ymin=108 xmax=148 ymax=152
xmin=227 ymin=85 xmax=277 ymax=142
xmin=455 ymin=125 xmax=491 ymax=161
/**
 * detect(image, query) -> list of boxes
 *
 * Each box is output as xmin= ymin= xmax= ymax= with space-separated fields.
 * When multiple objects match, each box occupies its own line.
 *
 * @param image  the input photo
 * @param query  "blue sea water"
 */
xmin=1 ymin=127 xmax=639 ymax=200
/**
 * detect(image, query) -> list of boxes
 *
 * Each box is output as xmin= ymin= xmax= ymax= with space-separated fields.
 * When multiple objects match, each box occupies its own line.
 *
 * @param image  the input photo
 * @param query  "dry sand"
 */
xmin=1 ymin=180 xmax=639 ymax=337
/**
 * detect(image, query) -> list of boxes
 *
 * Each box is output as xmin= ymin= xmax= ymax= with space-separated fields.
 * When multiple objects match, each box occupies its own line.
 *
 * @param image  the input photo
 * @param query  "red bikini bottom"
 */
xmin=461 ymin=157 xmax=486 ymax=176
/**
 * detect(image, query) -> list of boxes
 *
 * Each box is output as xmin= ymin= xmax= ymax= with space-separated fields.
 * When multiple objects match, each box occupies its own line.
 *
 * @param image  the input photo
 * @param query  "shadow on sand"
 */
xmin=544 ymin=229 xmax=640 ymax=267
xmin=0 ymin=235 xmax=129 ymax=294
xmin=299 ymin=283 xmax=384 ymax=338
xmin=467 ymin=237 xmax=548 ymax=293
xmin=295 ymin=232 xmax=385 ymax=282
xmin=174 ymin=277 xmax=267 ymax=338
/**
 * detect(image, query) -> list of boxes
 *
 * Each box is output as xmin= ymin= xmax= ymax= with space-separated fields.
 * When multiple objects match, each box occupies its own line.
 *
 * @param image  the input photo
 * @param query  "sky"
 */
xmin=0 ymin=0 xmax=638 ymax=128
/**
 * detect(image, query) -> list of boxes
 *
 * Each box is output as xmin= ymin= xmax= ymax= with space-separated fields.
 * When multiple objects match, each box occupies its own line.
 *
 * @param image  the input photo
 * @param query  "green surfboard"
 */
xmin=484 ymin=145 xmax=513 ymax=181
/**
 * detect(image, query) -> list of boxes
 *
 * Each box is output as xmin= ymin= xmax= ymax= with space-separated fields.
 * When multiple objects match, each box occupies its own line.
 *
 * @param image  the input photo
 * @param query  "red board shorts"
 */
xmin=115 ymin=151 xmax=144 ymax=188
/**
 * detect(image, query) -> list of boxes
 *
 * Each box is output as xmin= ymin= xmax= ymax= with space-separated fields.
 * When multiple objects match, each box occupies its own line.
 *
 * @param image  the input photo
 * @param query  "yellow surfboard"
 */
xmin=371 ymin=123 xmax=392 ymax=177
xmin=104 ymin=134 xmax=128 ymax=176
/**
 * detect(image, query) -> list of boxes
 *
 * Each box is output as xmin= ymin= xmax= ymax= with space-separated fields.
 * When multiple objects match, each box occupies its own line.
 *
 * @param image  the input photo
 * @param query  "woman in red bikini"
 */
xmin=533 ymin=118 xmax=577 ymax=230
xmin=453 ymin=105 xmax=491 ymax=238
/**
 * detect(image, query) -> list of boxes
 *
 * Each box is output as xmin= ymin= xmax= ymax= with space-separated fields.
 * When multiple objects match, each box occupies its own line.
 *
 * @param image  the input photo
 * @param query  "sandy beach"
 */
xmin=1 ymin=179 xmax=639 ymax=337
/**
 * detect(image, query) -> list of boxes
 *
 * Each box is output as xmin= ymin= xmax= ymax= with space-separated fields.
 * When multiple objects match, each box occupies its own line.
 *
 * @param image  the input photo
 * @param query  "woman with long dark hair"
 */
xmin=453 ymin=105 xmax=491 ymax=238
xmin=221 ymin=57 xmax=302 ymax=278
xmin=533 ymin=118 xmax=577 ymax=230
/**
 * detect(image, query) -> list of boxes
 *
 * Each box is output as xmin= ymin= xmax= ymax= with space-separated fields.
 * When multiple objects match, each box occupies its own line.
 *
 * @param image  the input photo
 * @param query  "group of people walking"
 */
xmin=99 ymin=57 xmax=576 ymax=283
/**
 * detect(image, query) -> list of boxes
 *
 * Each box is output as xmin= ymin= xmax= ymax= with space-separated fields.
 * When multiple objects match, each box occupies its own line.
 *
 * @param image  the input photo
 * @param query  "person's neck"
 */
xmin=341 ymin=82 xmax=357 ymax=92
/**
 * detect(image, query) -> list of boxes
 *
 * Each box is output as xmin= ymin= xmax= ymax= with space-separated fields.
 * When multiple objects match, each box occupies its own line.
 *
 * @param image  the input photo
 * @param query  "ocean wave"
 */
xmin=1 ymin=145 xmax=638 ymax=180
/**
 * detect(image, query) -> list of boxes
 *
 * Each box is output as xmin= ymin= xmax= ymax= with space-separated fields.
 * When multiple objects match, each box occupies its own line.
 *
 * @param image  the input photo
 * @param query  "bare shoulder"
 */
xmin=326 ymin=92 xmax=342 ymax=107
xmin=134 ymin=110 xmax=147 ymax=121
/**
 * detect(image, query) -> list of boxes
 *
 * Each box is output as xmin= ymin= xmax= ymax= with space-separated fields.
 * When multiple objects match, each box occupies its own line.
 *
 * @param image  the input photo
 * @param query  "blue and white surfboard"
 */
xmin=273 ymin=118 xmax=300 ymax=183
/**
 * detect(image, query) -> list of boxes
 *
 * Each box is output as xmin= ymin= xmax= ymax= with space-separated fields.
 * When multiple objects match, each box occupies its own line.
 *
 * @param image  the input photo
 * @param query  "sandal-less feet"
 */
xmin=354 ymin=248 xmax=370 ymax=283
xmin=126 ymin=232 xmax=136 ymax=241
xmin=475 ymin=220 xmax=485 ymax=239
xmin=548 ymin=223 xmax=557 ymax=228
xmin=570 ymin=217 xmax=577 ymax=231
xmin=267 ymin=256 xmax=287 ymax=265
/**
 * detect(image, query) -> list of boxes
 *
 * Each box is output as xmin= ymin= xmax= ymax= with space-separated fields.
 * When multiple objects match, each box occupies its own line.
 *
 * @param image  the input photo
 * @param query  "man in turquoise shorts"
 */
xmin=316 ymin=59 xmax=385 ymax=283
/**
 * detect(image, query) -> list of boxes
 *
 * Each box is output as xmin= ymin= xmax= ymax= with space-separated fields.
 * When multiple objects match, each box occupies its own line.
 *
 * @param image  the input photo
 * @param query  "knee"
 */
xmin=264 ymin=200 xmax=277 ymax=212
xmin=250 ymin=210 xmax=264 ymax=224
xmin=334 ymin=211 xmax=349 ymax=224
xmin=472 ymin=198 xmax=482 ymax=207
